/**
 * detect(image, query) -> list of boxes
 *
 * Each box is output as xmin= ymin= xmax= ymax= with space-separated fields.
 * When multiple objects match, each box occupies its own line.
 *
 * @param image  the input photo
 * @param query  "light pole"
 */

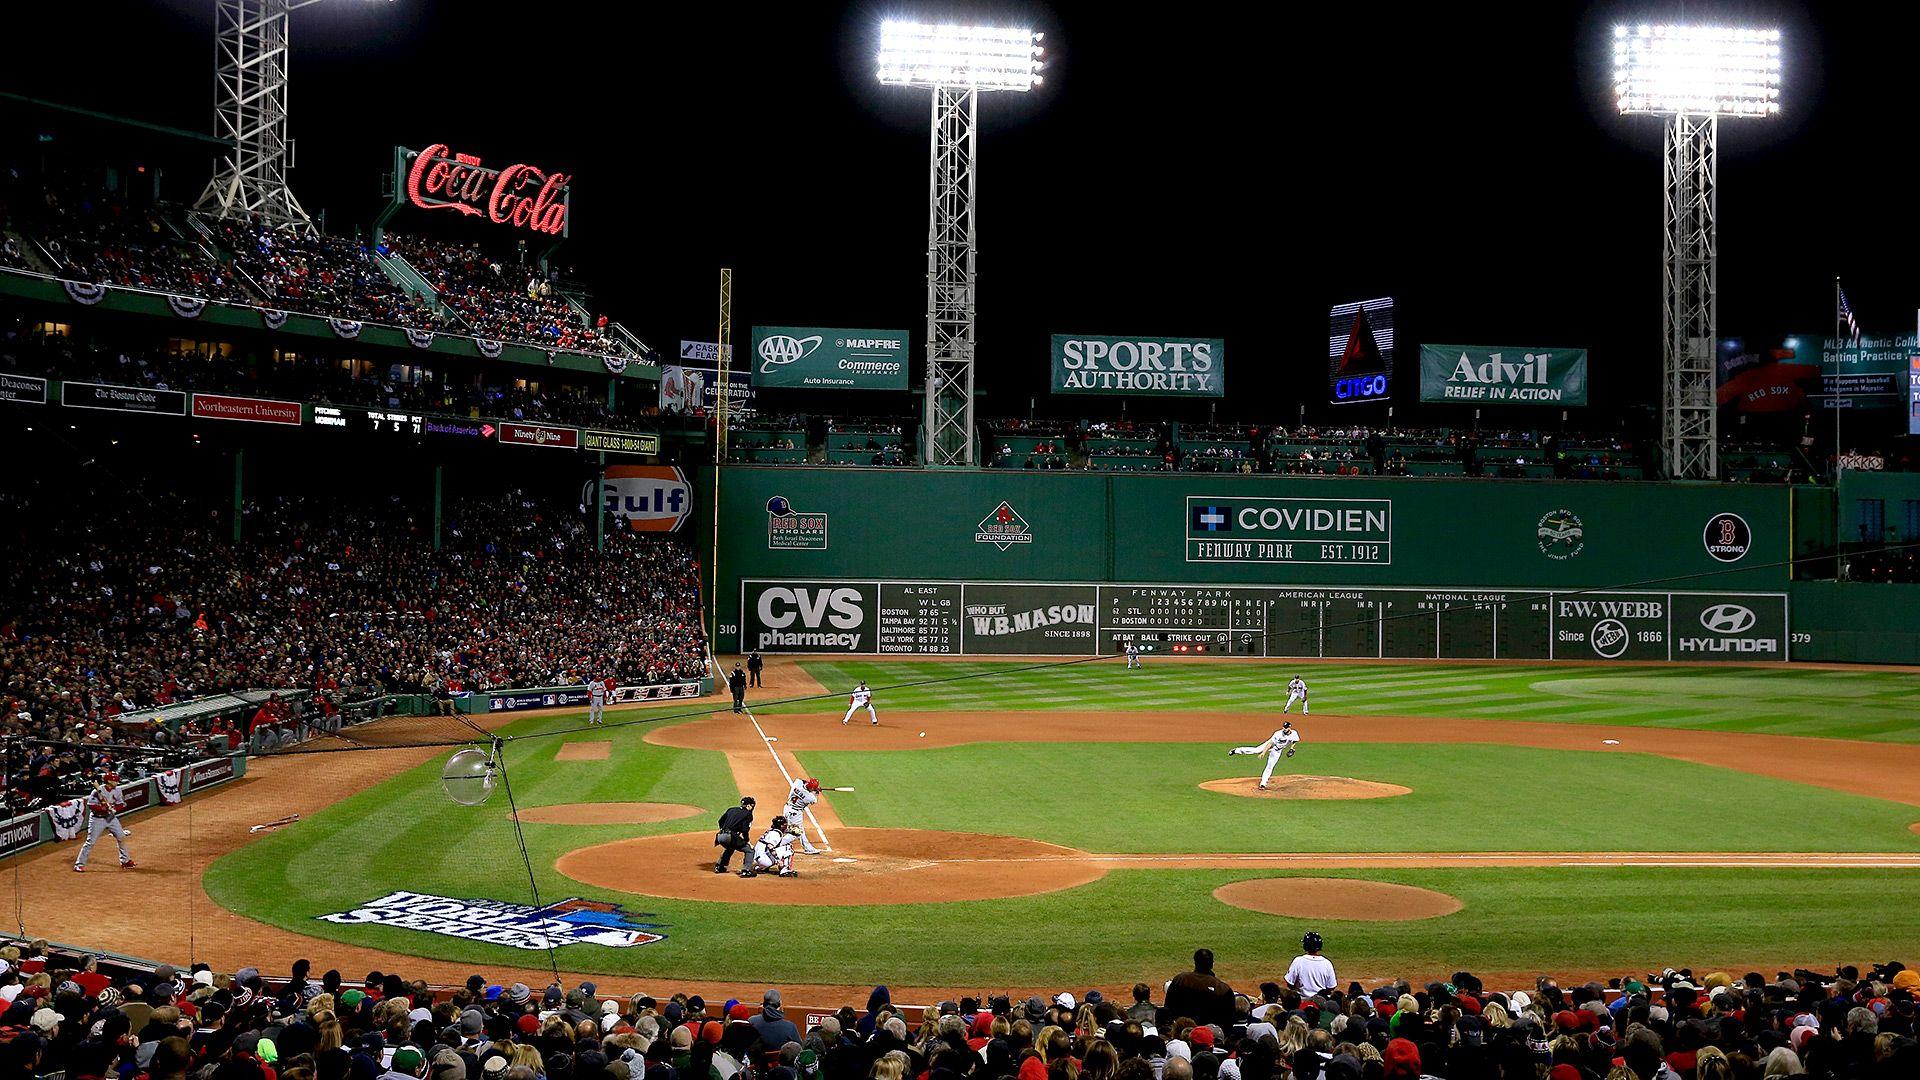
xmin=1613 ymin=24 xmax=1782 ymax=480
xmin=197 ymin=0 xmax=390 ymax=232
xmin=879 ymin=20 xmax=1044 ymax=467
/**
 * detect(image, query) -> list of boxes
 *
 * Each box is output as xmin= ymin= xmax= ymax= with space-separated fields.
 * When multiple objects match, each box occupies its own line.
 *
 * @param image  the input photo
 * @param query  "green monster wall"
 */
xmin=703 ymin=467 xmax=1860 ymax=661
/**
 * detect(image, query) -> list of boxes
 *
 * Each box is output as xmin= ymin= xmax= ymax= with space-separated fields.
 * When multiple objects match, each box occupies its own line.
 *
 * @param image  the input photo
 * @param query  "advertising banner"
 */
xmin=1186 ymin=497 xmax=1393 ymax=565
xmin=582 ymin=429 xmax=660 ymax=456
xmin=1716 ymin=337 xmax=1820 ymax=414
xmin=1050 ymin=335 xmax=1225 ymax=397
xmin=659 ymin=365 xmax=754 ymax=413
xmin=192 ymin=392 xmax=303 ymax=425
xmin=0 ymin=372 xmax=47 ymax=405
xmin=1418 ymin=345 xmax=1589 ymax=405
xmin=678 ymin=341 xmax=733 ymax=363
xmin=0 ymin=815 xmax=43 ymax=858
xmin=1911 ymin=356 xmax=1920 ymax=435
xmin=61 ymin=382 xmax=187 ymax=416
xmin=750 ymin=327 xmax=909 ymax=390
xmin=1815 ymin=334 xmax=1911 ymax=408
xmin=590 ymin=466 xmax=692 ymax=532
xmin=959 ymin=583 xmax=1098 ymax=655
xmin=496 ymin=421 xmax=579 ymax=450
xmin=739 ymin=581 xmax=881 ymax=654
xmin=1329 ymin=297 xmax=1394 ymax=405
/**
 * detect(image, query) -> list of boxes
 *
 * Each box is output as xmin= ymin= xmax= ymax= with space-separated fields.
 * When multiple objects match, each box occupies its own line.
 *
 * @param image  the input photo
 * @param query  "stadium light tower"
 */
xmin=1613 ymin=24 xmax=1782 ymax=480
xmin=198 ymin=0 xmax=389 ymax=232
xmin=879 ymin=20 xmax=1044 ymax=466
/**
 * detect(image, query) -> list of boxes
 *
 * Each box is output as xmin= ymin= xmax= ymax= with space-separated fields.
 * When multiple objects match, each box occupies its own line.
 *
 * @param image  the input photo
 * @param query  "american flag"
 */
xmin=1838 ymin=286 xmax=1862 ymax=345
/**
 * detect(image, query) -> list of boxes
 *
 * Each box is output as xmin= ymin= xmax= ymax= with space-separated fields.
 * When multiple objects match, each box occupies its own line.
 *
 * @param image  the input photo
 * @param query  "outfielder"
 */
xmin=1228 ymin=721 xmax=1301 ymax=790
xmin=1124 ymin=642 xmax=1141 ymax=669
xmin=1284 ymin=675 xmax=1309 ymax=714
xmin=587 ymin=676 xmax=610 ymax=726
xmin=74 ymin=772 xmax=135 ymax=871
xmin=841 ymin=682 xmax=876 ymax=726
xmin=783 ymin=777 xmax=824 ymax=855
xmin=739 ymin=816 xmax=798 ymax=878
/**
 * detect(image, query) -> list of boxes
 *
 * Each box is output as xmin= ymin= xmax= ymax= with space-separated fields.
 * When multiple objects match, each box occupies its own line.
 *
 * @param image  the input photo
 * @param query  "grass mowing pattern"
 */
xmin=800 ymin=742 xmax=1920 ymax=853
xmin=771 ymin=660 xmax=1920 ymax=743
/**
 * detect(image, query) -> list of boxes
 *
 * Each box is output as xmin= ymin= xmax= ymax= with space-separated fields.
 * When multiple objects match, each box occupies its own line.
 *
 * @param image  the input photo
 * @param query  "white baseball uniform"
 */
xmin=1230 ymin=727 xmax=1302 ymax=788
xmin=1125 ymin=643 xmax=1141 ymax=669
xmin=748 ymin=826 xmax=796 ymax=874
xmin=842 ymin=685 xmax=876 ymax=725
xmin=783 ymin=779 xmax=821 ymax=854
xmin=587 ymin=679 xmax=607 ymax=725
xmin=75 ymin=782 xmax=132 ymax=869
xmin=1284 ymin=677 xmax=1309 ymax=714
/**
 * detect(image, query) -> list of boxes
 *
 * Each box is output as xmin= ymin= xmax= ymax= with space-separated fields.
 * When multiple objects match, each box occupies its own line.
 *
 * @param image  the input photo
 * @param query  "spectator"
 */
xmin=1164 ymin=950 xmax=1234 ymax=1031
xmin=1286 ymin=933 xmax=1337 ymax=998
xmin=751 ymin=991 xmax=800 ymax=1055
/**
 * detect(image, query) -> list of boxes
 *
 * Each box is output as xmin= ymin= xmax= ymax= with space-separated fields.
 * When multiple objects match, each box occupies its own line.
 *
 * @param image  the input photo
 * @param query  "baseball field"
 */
xmin=23 ymin=656 xmax=1920 ymax=999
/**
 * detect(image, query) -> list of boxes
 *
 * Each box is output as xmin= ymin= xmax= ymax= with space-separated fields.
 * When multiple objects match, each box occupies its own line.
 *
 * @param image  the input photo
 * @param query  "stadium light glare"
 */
xmin=877 ymin=20 xmax=1044 ymax=92
xmin=1613 ymin=24 xmax=1783 ymax=117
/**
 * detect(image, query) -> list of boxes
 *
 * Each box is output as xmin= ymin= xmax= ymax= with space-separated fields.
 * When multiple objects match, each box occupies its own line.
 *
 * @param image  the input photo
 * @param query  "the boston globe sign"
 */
xmin=1052 ymin=335 xmax=1225 ymax=397
xmin=750 ymin=327 xmax=909 ymax=390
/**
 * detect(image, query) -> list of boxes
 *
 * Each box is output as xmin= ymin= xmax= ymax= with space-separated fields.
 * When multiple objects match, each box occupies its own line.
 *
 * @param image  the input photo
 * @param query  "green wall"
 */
xmin=711 ymin=466 xmax=1796 ymax=653
xmin=1789 ymin=581 xmax=1920 ymax=663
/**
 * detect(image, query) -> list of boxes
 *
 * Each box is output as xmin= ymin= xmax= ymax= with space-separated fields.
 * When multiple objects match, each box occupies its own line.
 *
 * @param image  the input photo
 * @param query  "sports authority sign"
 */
xmin=318 ymin=891 xmax=664 ymax=949
xmin=192 ymin=392 xmax=302 ymax=425
xmin=1186 ymin=497 xmax=1392 ymax=565
xmin=1418 ymin=345 xmax=1590 ymax=405
xmin=1050 ymin=335 xmax=1225 ymax=397
xmin=749 ymin=327 xmax=909 ymax=390
xmin=400 ymin=144 xmax=571 ymax=237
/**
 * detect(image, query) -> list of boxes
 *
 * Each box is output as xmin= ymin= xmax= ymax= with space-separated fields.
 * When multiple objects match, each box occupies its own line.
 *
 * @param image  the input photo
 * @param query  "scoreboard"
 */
xmin=737 ymin=579 xmax=1790 ymax=662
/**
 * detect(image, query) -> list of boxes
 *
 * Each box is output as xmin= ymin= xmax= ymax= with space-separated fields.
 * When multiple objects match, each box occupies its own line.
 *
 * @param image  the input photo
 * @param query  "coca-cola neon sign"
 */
xmin=404 ymin=143 xmax=571 ymax=237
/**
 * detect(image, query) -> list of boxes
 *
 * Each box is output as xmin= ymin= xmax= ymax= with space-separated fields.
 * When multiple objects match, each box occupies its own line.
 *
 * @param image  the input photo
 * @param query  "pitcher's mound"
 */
xmin=555 ymin=827 xmax=1105 ymax=905
xmin=1214 ymin=877 xmax=1461 ymax=921
xmin=1911 ymin=822 xmax=1920 ymax=836
xmin=512 ymin=803 xmax=703 ymax=825
xmin=1202 ymin=776 xmax=1412 ymax=800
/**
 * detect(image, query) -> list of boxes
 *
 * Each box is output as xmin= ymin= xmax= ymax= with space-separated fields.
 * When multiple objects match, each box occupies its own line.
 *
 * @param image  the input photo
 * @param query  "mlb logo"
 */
xmin=1191 ymin=504 xmax=1231 ymax=532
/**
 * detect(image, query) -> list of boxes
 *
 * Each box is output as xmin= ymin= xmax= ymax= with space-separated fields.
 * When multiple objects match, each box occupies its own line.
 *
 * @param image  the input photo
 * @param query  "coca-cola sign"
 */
xmin=403 ymin=143 xmax=571 ymax=237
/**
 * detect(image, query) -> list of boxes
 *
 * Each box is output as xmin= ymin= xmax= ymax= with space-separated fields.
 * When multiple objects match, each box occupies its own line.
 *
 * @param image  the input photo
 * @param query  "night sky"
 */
xmin=5 ymin=1 xmax=1915 ymax=425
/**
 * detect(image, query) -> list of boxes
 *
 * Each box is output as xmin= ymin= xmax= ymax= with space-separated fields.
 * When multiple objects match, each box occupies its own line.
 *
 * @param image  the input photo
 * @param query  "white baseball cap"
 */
xmin=1053 ymin=993 xmax=1075 ymax=1010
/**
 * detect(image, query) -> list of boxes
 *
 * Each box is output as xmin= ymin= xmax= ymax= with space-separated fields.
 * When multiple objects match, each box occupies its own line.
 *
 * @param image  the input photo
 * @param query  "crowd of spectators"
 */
xmin=0 ymin=941 xmax=1914 ymax=1080
xmin=206 ymin=220 xmax=438 ymax=328
xmin=0 ymin=486 xmax=709 ymax=788
xmin=24 ymin=184 xmax=251 ymax=302
xmin=382 ymin=233 xmax=620 ymax=355
xmin=0 ymin=321 xmax=657 ymax=434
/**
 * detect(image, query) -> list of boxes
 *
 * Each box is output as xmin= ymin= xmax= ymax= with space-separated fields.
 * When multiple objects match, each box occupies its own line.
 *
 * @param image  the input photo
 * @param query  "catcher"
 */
xmin=740 ymin=816 xmax=798 ymax=878
xmin=1227 ymin=721 xmax=1301 ymax=791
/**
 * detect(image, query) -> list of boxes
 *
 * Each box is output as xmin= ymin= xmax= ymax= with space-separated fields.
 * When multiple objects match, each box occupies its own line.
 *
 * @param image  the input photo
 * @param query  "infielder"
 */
xmin=586 ymin=676 xmax=609 ymax=726
xmin=841 ymin=682 xmax=876 ymax=726
xmin=783 ymin=777 xmax=824 ymax=855
xmin=739 ymin=816 xmax=798 ymax=878
xmin=74 ymin=772 xmax=135 ymax=871
xmin=1124 ymin=642 xmax=1141 ymax=669
xmin=1284 ymin=675 xmax=1309 ymax=714
xmin=1228 ymin=721 xmax=1301 ymax=790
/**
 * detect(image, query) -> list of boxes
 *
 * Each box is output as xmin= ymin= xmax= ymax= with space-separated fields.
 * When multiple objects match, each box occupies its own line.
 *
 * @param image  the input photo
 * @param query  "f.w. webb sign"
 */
xmin=1052 ymin=335 xmax=1225 ymax=397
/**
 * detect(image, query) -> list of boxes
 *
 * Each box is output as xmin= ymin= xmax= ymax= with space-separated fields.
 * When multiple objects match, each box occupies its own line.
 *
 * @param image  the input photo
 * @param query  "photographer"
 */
xmin=714 ymin=796 xmax=756 ymax=873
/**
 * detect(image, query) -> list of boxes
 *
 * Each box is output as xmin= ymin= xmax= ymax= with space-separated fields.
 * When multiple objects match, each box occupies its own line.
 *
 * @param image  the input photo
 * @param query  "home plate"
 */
xmin=1602 ymin=739 xmax=1620 ymax=745
xmin=833 ymin=857 xmax=857 ymax=863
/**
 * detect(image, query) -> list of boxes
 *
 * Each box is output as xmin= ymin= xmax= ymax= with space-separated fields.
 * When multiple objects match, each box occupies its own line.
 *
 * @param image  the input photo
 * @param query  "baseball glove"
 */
xmin=1285 ymin=747 xmax=1296 ymax=758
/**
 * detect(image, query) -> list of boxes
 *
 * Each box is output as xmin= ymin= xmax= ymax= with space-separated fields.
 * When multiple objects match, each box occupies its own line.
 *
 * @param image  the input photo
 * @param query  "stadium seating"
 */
xmin=1 ymin=940 xmax=1912 ymax=1080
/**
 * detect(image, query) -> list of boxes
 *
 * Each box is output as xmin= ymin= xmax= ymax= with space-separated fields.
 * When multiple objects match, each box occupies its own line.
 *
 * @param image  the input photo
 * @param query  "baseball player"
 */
xmin=841 ymin=682 xmax=876 ymax=726
xmin=739 ymin=816 xmax=798 ymax=878
xmin=74 ymin=771 xmax=135 ymax=871
xmin=1124 ymin=642 xmax=1141 ymax=670
xmin=1228 ymin=721 xmax=1301 ymax=790
xmin=1284 ymin=675 xmax=1309 ymax=714
xmin=783 ymin=777 xmax=824 ymax=855
xmin=586 ymin=676 xmax=609 ymax=726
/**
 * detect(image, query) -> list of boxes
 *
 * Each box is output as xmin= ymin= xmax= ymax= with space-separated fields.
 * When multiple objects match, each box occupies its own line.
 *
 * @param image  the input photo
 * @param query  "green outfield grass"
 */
xmin=764 ymin=660 xmax=1920 ymax=743
xmin=801 ymin=742 xmax=1920 ymax=853
xmin=201 ymin=660 xmax=1920 ymax=986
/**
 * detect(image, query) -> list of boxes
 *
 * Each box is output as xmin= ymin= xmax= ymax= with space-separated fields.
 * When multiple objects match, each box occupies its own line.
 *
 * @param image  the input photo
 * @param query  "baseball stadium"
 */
xmin=5 ymin=5 xmax=1920 ymax=1080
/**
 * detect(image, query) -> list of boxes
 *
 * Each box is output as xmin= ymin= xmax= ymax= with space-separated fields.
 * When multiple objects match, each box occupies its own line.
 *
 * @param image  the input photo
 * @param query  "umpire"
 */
xmin=713 ymin=797 xmax=755 ymax=873
xmin=728 ymin=663 xmax=748 ymax=713
xmin=747 ymin=651 xmax=764 ymax=688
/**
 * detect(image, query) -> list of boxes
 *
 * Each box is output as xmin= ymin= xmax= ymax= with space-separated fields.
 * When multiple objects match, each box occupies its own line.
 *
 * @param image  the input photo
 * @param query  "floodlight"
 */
xmin=1613 ymin=24 xmax=1782 ymax=117
xmin=878 ymin=20 xmax=1044 ymax=92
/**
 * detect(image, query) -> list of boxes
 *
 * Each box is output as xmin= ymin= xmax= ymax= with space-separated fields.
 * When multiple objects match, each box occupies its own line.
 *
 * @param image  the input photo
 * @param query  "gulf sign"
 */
xmin=591 ymin=466 xmax=692 ymax=533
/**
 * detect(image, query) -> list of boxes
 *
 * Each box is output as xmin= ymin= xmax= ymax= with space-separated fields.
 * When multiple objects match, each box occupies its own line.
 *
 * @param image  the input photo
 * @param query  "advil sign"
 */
xmin=403 ymin=144 xmax=570 ymax=237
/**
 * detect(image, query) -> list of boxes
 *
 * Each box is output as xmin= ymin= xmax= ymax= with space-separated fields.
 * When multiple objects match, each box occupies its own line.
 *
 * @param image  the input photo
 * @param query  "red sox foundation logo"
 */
xmin=975 ymin=501 xmax=1033 ymax=550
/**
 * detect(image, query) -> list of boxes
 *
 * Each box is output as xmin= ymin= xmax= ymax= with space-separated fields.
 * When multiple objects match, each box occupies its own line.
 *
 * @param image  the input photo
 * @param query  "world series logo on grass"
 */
xmin=317 ymin=891 xmax=666 ymax=950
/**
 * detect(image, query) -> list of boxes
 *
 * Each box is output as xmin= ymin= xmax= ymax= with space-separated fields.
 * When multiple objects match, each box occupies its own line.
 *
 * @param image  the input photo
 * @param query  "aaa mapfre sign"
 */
xmin=402 ymin=144 xmax=571 ymax=237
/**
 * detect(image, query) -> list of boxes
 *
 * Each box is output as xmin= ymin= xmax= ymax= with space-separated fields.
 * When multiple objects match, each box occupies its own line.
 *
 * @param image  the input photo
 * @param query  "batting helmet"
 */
xmin=804 ymin=778 xmax=820 ymax=793
xmin=1302 ymin=931 xmax=1324 ymax=952
xmin=771 ymin=816 xmax=788 ymax=830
